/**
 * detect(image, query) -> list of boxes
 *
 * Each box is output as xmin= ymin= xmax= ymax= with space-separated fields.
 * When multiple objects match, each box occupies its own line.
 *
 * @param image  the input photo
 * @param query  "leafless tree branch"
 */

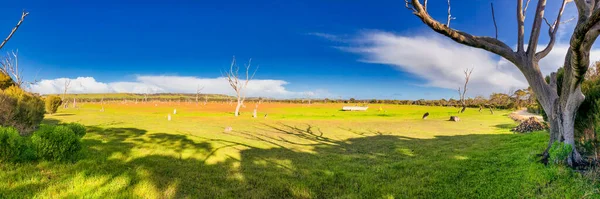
xmin=536 ymin=0 xmax=569 ymax=60
xmin=406 ymin=0 xmax=518 ymax=64
xmin=446 ymin=0 xmax=456 ymax=27
xmin=0 ymin=11 xmax=28 ymax=51
xmin=491 ymin=3 xmax=498 ymax=39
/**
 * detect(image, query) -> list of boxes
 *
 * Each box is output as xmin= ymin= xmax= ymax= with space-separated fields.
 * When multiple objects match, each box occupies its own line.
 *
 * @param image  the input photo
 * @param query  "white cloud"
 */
xmin=29 ymin=75 xmax=324 ymax=98
xmin=336 ymin=31 xmax=600 ymax=97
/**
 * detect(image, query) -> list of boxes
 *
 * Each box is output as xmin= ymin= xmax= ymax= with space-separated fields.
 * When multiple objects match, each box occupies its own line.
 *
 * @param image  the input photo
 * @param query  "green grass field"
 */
xmin=1 ymin=102 xmax=598 ymax=198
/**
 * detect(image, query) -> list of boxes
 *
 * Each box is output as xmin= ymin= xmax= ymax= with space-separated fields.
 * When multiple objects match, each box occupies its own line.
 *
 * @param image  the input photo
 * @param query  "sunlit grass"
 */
xmin=1 ymin=102 xmax=598 ymax=198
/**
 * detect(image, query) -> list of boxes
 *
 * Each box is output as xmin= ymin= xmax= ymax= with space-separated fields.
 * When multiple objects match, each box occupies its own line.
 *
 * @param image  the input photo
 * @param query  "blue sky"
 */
xmin=0 ymin=0 xmax=592 ymax=99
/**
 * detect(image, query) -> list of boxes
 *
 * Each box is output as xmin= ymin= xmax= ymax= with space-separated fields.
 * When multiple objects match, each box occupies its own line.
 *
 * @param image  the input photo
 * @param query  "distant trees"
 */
xmin=223 ymin=56 xmax=257 ymax=117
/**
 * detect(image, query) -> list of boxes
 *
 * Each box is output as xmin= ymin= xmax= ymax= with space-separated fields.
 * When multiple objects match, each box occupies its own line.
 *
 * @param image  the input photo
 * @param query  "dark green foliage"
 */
xmin=44 ymin=96 xmax=62 ymax=114
xmin=574 ymin=72 xmax=600 ymax=154
xmin=0 ymin=126 xmax=27 ymax=162
xmin=549 ymin=142 xmax=572 ymax=165
xmin=32 ymin=125 xmax=82 ymax=161
xmin=0 ymin=86 xmax=45 ymax=134
xmin=65 ymin=123 xmax=86 ymax=138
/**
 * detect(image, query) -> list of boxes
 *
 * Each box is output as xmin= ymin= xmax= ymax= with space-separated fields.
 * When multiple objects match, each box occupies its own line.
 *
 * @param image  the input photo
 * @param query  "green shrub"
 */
xmin=45 ymin=96 xmax=62 ymax=114
xmin=0 ymin=126 xmax=27 ymax=162
xmin=65 ymin=123 xmax=86 ymax=138
xmin=32 ymin=125 xmax=81 ymax=161
xmin=0 ymin=86 xmax=45 ymax=134
xmin=549 ymin=142 xmax=572 ymax=165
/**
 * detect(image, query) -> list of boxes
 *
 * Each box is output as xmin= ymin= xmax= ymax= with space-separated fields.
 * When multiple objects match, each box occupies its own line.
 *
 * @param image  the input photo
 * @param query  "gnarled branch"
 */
xmin=406 ymin=0 xmax=518 ymax=64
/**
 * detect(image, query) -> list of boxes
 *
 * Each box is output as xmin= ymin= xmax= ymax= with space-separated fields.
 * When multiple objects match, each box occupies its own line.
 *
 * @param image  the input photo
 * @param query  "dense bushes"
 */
xmin=0 ymin=85 xmax=45 ymax=134
xmin=45 ymin=95 xmax=62 ymax=114
xmin=32 ymin=125 xmax=82 ymax=161
xmin=65 ymin=122 xmax=86 ymax=138
xmin=0 ymin=123 xmax=86 ymax=163
xmin=0 ymin=127 xmax=32 ymax=162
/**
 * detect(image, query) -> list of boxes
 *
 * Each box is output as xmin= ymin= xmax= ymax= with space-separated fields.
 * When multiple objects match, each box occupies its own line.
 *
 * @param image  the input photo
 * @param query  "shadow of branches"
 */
xmin=1 ymin=122 xmax=581 ymax=198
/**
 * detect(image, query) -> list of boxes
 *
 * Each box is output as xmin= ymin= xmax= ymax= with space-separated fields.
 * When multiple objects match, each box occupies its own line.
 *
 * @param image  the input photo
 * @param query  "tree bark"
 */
xmin=234 ymin=98 xmax=242 ymax=117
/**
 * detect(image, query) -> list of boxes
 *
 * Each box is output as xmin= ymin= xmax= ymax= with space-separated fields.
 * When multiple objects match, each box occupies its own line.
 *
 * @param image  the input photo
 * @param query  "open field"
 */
xmin=1 ymin=102 xmax=598 ymax=198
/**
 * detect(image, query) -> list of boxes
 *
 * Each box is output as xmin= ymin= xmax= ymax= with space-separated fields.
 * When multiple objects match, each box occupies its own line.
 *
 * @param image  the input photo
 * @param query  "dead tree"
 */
xmin=457 ymin=68 xmax=473 ymax=113
xmin=196 ymin=85 xmax=204 ymax=104
xmin=405 ymin=0 xmax=593 ymax=166
xmin=62 ymin=79 xmax=71 ymax=108
xmin=253 ymin=98 xmax=263 ymax=118
xmin=224 ymin=56 xmax=257 ymax=117
xmin=0 ymin=50 xmax=23 ymax=87
xmin=204 ymin=94 xmax=208 ymax=105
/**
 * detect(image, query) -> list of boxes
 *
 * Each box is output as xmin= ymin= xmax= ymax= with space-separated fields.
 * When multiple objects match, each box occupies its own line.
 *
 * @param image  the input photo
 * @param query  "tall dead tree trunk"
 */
xmin=63 ymin=79 xmax=71 ymax=108
xmin=196 ymin=85 xmax=204 ymax=105
xmin=458 ymin=68 xmax=473 ymax=113
xmin=224 ymin=56 xmax=258 ymax=117
xmin=405 ymin=0 xmax=594 ymax=166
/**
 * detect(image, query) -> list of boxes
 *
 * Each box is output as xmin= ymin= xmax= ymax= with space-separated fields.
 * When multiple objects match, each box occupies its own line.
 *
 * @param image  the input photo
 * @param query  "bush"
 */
xmin=45 ymin=96 xmax=62 ymax=114
xmin=32 ymin=125 xmax=82 ymax=161
xmin=0 ymin=86 xmax=45 ymax=134
xmin=549 ymin=142 xmax=572 ymax=165
xmin=0 ymin=126 xmax=28 ymax=162
xmin=0 ymin=72 xmax=15 ymax=90
xmin=65 ymin=123 xmax=86 ymax=138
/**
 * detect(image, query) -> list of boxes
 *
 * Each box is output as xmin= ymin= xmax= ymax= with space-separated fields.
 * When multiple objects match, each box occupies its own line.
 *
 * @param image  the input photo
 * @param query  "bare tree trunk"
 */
xmin=234 ymin=98 xmax=242 ymax=117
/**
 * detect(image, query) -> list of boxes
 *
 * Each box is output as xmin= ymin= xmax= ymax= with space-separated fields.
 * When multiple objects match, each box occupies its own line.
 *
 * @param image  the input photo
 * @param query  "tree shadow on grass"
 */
xmin=494 ymin=123 xmax=517 ymax=130
xmin=0 ymin=123 xmax=593 ymax=198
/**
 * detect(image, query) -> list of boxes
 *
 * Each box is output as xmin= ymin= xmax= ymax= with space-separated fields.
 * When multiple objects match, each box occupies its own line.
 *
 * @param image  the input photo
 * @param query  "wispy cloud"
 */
xmin=315 ymin=31 xmax=600 ymax=97
xmin=29 ymin=76 xmax=329 ymax=98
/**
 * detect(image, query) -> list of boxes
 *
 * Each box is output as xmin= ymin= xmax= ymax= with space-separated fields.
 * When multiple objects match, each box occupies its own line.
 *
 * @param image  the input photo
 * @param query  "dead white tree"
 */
xmin=0 ymin=50 xmax=23 ymax=87
xmin=196 ymin=85 xmax=204 ymax=104
xmin=63 ymin=79 xmax=71 ymax=108
xmin=253 ymin=97 xmax=263 ymax=118
xmin=223 ymin=56 xmax=257 ymax=117
xmin=457 ymin=68 xmax=473 ymax=113
xmin=100 ymin=95 xmax=105 ymax=112
xmin=405 ymin=0 xmax=595 ymax=166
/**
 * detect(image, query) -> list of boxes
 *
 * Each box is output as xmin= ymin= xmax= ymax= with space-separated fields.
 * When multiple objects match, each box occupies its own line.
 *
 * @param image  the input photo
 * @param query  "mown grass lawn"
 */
xmin=1 ymin=102 xmax=598 ymax=198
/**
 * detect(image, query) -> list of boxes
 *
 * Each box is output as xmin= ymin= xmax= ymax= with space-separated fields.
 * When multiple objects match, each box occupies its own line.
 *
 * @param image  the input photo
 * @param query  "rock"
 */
xmin=512 ymin=117 xmax=547 ymax=133
xmin=449 ymin=116 xmax=460 ymax=122
xmin=422 ymin=112 xmax=429 ymax=119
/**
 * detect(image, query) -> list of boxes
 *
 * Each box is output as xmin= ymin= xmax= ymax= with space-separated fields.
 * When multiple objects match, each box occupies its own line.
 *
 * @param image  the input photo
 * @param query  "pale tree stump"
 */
xmin=173 ymin=109 xmax=177 ymax=114
xmin=168 ymin=114 xmax=172 ymax=121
